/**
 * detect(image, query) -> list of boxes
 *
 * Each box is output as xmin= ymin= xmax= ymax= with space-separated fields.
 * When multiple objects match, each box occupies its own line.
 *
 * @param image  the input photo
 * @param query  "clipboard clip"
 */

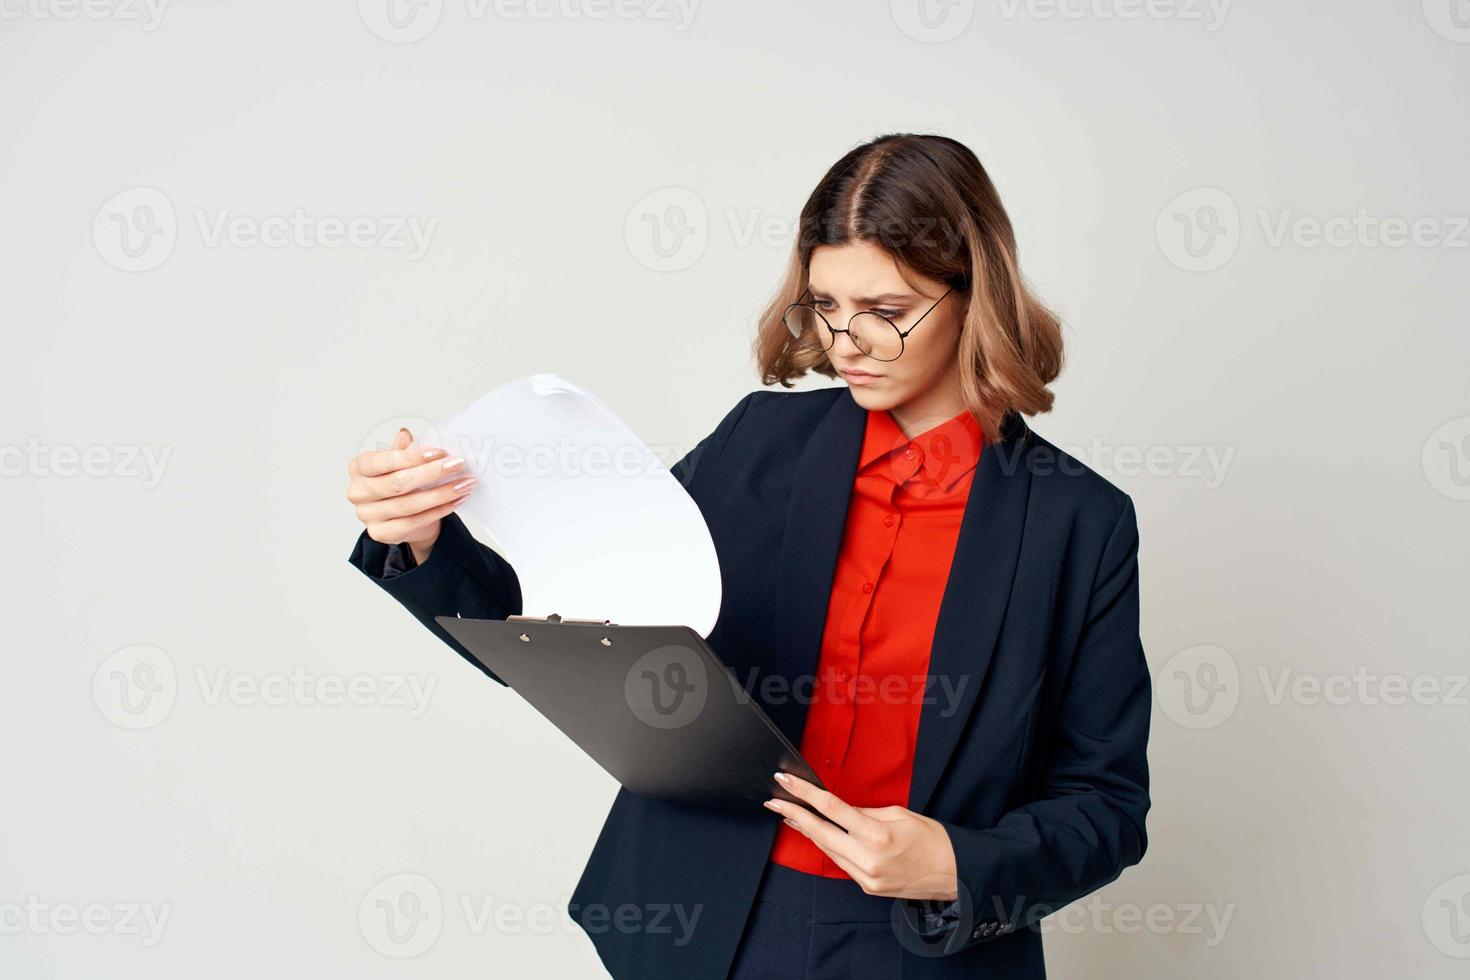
xmin=507 ymin=612 xmax=617 ymax=627
xmin=506 ymin=613 xmax=619 ymax=647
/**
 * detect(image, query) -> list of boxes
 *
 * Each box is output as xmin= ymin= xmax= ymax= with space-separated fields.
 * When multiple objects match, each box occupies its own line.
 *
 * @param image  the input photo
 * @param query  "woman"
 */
xmin=344 ymin=133 xmax=1151 ymax=979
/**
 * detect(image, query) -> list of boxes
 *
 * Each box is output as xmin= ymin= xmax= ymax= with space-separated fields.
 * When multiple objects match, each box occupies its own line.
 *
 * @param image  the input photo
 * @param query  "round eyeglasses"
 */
xmin=782 ymin=285 xmax=954 ymax=362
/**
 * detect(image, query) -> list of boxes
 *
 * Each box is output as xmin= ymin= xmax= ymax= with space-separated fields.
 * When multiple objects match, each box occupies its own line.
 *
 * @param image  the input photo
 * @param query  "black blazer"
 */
xmin=348 ymin=385 xmax=1151 ymax=980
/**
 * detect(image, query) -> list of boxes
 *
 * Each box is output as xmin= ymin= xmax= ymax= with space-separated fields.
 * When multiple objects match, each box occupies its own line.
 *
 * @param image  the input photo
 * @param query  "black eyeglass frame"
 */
xmin=783 ymin=284 xmax=956 ymax=362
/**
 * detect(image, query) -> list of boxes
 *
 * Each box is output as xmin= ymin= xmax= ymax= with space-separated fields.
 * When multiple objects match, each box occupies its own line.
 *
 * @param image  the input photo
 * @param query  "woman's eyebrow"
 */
xmin=807 ymin=286 xmax=916 ymax=304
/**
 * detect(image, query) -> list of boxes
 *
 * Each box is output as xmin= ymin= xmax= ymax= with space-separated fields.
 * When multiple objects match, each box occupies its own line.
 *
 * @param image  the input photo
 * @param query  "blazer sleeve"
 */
xmin=345 ymin=389 xmax=761 ymax=686
xmin=926 ymin=496 xmax=1152 ymax=954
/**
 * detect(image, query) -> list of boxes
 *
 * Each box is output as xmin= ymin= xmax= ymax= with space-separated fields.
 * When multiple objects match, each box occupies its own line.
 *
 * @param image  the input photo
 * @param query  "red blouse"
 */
xmin=768 ymin=404 xmax=985 ymax=878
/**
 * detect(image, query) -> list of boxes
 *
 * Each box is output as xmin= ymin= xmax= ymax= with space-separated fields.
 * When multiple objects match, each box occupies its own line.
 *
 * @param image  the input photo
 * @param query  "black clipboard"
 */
xmin=434 ymin=613 xmax=826 ymax=815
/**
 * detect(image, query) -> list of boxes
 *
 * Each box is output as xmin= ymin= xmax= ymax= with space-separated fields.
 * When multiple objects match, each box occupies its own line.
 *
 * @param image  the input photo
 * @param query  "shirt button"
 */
xmin=883 ymin=514 xmax=896 ymax=527
xmin=904 ymin=448 xmax=915 ymax=459
xmin=862 ymin=582 xmax=874 ymax=593
xmin=825 ymin=757 xmax=835 ymax=767
xmin=840 ymin=669 xmax=852 ymax=681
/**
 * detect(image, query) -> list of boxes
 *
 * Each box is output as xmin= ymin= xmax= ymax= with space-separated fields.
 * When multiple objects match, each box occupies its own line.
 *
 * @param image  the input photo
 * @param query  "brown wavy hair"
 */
xmin=754 ymin=133 xmax=1063 ymax=443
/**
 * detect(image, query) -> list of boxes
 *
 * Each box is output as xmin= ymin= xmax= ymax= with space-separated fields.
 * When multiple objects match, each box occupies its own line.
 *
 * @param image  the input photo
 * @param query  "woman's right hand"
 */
xmin=346 ymin=427 xmax=478 ymax=565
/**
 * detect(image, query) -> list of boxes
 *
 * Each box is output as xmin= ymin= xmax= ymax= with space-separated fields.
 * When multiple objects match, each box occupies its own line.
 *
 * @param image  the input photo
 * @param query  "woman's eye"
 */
xmin=872 ymin=309 xmax=903 ymax=320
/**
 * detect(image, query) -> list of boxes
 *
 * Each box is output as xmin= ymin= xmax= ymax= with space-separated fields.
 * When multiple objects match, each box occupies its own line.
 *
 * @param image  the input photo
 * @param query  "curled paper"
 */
xmin=426 ymin=373 xmax=724 ymax=638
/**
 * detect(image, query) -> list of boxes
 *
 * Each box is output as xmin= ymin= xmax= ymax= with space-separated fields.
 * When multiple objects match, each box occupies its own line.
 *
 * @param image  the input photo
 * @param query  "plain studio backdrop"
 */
xmin=4 ymin=2 xmax=1468 ymax=977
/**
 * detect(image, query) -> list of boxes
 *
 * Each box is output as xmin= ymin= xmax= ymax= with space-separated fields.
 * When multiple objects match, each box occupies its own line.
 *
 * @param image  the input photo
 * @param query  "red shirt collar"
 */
xmin=858 ymin=406 xmax=986 ymax=492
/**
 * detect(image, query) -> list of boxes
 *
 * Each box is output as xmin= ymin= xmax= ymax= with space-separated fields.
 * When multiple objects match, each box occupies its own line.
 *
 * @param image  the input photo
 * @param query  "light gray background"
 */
xmin=5 ymin=1 xmax=1468 ymax=976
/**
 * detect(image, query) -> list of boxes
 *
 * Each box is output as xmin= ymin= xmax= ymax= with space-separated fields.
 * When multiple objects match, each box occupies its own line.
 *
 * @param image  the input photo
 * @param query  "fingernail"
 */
xmin=443 ymin=456 xmax=465 ymax=471
xmin=773 ymin=772 xmax=790 ymax=785
xmin=422 ymin=448 xmax=444 ymax=460
xmin=763 ymin=800 xmax=782 ymax=813
xmin=452 ymin=478 xmax=478 ymax=492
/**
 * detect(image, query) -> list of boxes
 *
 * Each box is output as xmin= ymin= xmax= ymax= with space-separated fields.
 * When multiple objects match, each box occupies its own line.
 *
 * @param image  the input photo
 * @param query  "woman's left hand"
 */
xmin=765 ymin=771 xmax=959 ymax=902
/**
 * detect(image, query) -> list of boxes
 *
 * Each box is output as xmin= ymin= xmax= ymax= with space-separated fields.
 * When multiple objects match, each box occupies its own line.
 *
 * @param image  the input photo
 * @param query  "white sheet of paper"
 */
xmin=425 ymin=373 xmax=723 ymax=638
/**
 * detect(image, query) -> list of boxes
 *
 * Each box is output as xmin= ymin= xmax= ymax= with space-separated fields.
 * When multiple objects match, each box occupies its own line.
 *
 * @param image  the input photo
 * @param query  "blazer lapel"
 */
xmin=906 ymin=413 xmax=1033 ymax=815
xmin=767 ymin=388 xmax=867 ymax=747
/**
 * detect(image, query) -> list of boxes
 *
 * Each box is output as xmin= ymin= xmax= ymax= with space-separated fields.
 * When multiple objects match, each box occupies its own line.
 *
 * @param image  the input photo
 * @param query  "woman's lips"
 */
xmin=840 ymin=369 xmax=882 ymax=385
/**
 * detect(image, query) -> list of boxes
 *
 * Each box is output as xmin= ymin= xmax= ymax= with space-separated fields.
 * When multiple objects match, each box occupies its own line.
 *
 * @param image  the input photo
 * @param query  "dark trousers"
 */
xmin=726 ymin=861 xmax=907 ymax=980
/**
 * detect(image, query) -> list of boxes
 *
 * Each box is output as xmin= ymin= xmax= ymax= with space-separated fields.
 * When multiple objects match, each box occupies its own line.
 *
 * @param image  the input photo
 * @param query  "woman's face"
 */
xmin=806 ymin=241 xmax=967 ymax=432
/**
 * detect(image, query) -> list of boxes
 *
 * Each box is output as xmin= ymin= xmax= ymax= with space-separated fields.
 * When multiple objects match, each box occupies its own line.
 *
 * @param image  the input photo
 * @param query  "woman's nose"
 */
xmin=829 ymin=327 xmax=866 ymax=358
